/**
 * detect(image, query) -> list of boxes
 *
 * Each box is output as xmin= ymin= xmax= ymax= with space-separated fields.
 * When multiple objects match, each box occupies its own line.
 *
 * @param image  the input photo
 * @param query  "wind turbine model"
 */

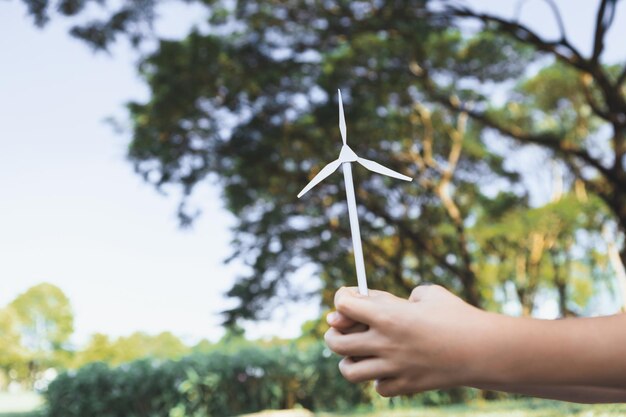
xmin=297 ymin=90 xmax=412 ymax=295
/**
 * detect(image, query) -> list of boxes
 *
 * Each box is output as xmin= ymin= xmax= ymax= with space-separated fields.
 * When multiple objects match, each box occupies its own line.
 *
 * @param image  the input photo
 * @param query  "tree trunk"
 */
xmin=610 ymin=245 xmax=626 ymax=311
xmin=460 ymin=269 xmax=482 ymax=308
xmin=556 ymin=281 xmax=567 ymax=318
xmin=517 ymin=288 xmax=533 ymax=316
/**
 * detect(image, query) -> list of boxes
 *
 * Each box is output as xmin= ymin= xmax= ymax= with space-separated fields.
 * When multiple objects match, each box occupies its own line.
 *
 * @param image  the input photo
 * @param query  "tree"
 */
xmin=72 ymin=333 xmax=116 ymax=367
xmin=10 ymin=283 xmax=74 ymax=352
xmin=14 ymin=0 xmax=626 ymax=324
xmin=421 ymin=1 xmax=626 ymax=253
xmin=0 ymin=307 xmax=27 ymax=389
xmin=473 ymin=193 xmax=611 ymax=316
xmin=73 ymin=331 xmax=190 ymax=367
xmin=9 ymin=283 xmax=74 ymax=382
xmin=123 ymin=1 xmax=531 ymax=322
xmin=13 ymin=0 xmax=161 ymax=50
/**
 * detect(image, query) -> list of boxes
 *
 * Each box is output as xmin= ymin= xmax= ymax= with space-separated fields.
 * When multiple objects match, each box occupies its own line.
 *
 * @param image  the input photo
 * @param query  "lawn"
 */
xmin=2 ymin=394 xmax=626 ymax=417
xmin=320 ymin=399 xmax=626 ymax=417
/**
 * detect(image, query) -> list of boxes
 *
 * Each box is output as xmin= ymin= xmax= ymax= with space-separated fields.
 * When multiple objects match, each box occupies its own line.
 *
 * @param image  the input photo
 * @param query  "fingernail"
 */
xmin=327 ymin=312 xmax=338 ymax=324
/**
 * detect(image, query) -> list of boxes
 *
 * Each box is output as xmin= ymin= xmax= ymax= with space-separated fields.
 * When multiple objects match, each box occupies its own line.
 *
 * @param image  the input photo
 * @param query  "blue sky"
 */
xmin=1 ymin=0 xmax=625 ymax=345
xmin=0 ymin=1 xmax=320 ymax=344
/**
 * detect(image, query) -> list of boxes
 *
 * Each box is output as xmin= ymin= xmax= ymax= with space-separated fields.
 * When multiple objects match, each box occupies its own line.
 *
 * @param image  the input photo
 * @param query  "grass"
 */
xmin=319 ymin=399 xmax=626 ymax=417
xmin=2 ymin=393 xmax=626 ymax=417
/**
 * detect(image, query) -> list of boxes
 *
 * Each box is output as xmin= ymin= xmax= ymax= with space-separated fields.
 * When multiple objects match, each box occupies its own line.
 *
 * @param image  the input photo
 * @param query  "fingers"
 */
xmin=327 ymin=311 xmax=368 ymax=333
xmin=341 ymin=323 xmax=369 ymax=334
xmin=327 ymin=311 xmax=358 ymax=330
xmin=334 ymin=287 xmax=401 ymax=325
xmin=329 ymin=287 xmax=402 ymax=329
xmin=375 ymin=378 xmax=415 ymax=398
xmin=324 ymin=327 xmax=377 ymax=357
xmin=338 ymin=357 xmax=396 ymax=383
xmin=333 ymin=287 xmax=376 ymax=325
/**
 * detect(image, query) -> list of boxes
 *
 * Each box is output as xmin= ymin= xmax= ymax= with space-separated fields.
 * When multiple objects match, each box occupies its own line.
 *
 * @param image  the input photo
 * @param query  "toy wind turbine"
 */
xmin=297 ymin=90 xmax=412 ymax=295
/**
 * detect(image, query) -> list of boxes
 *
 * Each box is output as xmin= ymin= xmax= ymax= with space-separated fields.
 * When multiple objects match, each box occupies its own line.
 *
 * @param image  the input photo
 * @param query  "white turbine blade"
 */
xmin=357 ymin=157 xmax=412 ymax=182
xmin=297 ymin=159 xmax=343 ymax=198
xmin=338 ymin=89 xmax=347 ymax=145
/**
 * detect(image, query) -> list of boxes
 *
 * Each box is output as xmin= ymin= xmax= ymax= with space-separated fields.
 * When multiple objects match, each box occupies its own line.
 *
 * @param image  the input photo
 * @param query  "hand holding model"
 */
xmin=325 ymin=285 xmax=626 ymax=403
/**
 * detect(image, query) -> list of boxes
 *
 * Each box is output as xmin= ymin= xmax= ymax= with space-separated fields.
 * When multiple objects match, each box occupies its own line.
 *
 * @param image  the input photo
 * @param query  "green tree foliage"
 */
xmin=73 ymin=331 xmax=190 ymax=368
xmin=7 ymin=283 xmax=74 ymax=385
xmin=0 ymin=307 xmax=27 ymax=388
xmin=14 ymin=0 xmax=626 ymax=323
xmin=426 ymin=2 xmax=626 ymax=232
xmin=123 ymin=2 xmax=534 ymax=322
xmin=13 ymin=0 xmax=161 ymax=49
xmin=473 ymin=193 xmax=612 ymax=316
xmin=0 ymin=284 xmax=196 ymax=386
xmin=9 ymin=283 xmax=74 ymax=352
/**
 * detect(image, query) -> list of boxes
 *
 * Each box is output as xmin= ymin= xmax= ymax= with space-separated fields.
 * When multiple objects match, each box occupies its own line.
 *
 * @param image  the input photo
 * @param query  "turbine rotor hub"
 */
xmin=339 ymin=145 xmax=359 ymax=163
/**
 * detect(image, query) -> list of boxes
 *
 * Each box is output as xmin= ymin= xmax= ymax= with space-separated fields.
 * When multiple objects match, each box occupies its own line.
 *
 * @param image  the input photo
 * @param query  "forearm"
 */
xmin=473 ymin=383 xmax=626 ymax=404
xmin=474 ymin=312 xmax=626 ymax=388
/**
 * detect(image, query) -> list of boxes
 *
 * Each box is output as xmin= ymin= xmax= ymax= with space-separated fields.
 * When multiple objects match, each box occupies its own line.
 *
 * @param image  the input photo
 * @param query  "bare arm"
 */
xmin=475 ymin=313 xmax=626 ymax=389
xmin=325 ymin=286 xmax=626 ymax=402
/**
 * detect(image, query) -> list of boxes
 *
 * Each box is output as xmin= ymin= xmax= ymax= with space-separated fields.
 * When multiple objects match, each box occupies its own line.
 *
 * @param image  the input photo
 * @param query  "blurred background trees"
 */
xmin=2 ymin=1 xmax=626 ymax=414
xmin=0 ymin=284 xmax=373 ymax=416
xmin=11 ymin=0 xmax=626 ymax=327
xmin=0 ymin=284 xmax=196 ymax=389
xmin=0 ymin=284 xmax=73 ymax=389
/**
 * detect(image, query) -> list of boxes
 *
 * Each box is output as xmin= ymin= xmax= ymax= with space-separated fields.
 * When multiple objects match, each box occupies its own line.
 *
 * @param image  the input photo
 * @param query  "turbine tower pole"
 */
xmin=342 ymin=162 xmax=368 ymax=295
xmin=297 ymin=90 xmax=411 ymax=295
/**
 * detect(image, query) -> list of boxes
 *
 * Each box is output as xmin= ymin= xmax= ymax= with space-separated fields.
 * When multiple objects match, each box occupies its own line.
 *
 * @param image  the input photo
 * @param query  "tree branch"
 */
xmin=363 ymin=199 xmax=473 ymax=290
xmin=560 ymin=153 xmax=614 ymax=205
xmin=362 ymin=238 xmax=413 ymax=293
xmin=445 ymin=4 xmax=626 ymax=115
xmin=412 ymin=67 xmax=625 ymax=189
xmin=543 ymin=0 xmax=568 ymax=42
xmin=446 ymin=5 xmax=585 ymax=69
xmin=580 ymin=73 xmax=613 ymax=121
xmin=613 ymin=127 xmax=626 ymax=173
xmin=470 ymin=109 xmax=619 ymax=184
xmin=617 ymin=64 xmax=626 ymax=88
xmin=592 ymin=0 xmax=610 ymax=64
xmin=365 ymin=109 xmax=482 ymax=305
xmin=514 ymin=0 xmax=568 ymax=44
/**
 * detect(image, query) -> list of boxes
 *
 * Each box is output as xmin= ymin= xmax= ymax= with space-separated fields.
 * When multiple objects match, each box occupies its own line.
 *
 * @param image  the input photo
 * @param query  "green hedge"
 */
xmin=45 ymin=343 xmax=370 ymax=417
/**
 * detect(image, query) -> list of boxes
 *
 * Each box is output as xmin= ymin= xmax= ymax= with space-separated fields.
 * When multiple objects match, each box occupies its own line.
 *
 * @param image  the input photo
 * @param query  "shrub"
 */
xmin=45 ymin=342 xmax=370 ymax=417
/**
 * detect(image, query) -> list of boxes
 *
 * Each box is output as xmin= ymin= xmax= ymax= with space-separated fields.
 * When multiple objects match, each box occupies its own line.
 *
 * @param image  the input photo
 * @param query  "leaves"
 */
xmin=10 ymin=283 xmax=74 ymax=352
xmin=46 ymin=343 xmax=369 ymax=417
xmin=16 ymin=0 xmax=626 ymax=324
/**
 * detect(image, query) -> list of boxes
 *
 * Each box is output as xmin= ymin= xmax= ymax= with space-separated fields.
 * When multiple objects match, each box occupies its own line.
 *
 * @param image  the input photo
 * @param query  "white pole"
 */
xmin=342 ymin=162 xmax=368 ymax=295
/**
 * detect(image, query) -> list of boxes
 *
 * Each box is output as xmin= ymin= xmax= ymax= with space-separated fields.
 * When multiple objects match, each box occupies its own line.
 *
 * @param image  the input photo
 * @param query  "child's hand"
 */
xmin=326 ymin=289 xmax=399 ymax=334
xmin=326 ymin=286 xmax=626 ymax=402
xmin=324 ymin=285 xmax=490 ymax=397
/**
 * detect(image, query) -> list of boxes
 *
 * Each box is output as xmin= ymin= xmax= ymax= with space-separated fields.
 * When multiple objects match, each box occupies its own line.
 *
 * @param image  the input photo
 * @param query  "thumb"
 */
xmin=334 ymin=287 xmax=376 ymax=325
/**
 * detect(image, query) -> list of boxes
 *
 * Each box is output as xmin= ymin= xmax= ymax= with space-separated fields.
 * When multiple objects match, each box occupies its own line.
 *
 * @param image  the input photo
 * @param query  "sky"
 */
xmin=1 ymin=0 xmax=625 ymax=346
xmin=0 ymin=1 xmax=319 ymax=344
